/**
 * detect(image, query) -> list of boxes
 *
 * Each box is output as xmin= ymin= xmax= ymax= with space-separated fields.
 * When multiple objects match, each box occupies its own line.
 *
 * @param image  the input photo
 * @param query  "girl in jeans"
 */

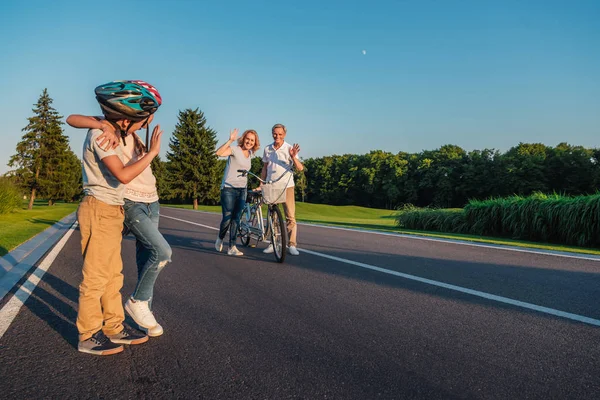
xmin=67 ymin=81 xmax=171 ymax=338
xmin=215 ymin=129 xmax=260 ymax=256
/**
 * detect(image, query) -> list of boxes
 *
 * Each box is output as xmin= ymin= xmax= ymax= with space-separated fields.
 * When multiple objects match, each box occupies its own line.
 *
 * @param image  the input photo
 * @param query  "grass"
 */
xmin=0 ymin=200 xmax=78 ymax=257
xmin=163 ymin=202 xmax=600 ymax=256
xmin=162 ymin=202 xmax=398 ymax=227
xmin=3 ymin=199 xmax=599 ymax=259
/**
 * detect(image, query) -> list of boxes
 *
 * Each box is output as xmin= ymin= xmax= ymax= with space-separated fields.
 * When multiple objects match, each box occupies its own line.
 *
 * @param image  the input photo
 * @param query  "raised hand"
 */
xmin=290 ymin=143 xmax=301 ymax=158
xmin=229 ymin=128 xmax=239 ymax=142
xmin=148 ymin=124 xmax=164 ymax=155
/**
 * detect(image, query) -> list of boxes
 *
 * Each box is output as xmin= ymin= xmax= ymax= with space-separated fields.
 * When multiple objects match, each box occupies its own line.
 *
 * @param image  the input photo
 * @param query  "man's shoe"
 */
xmin=78 ymin=330 xmax=123 ymax=356
xmin=143 ymin=323 xmax=164 ymax=337
xmin=228 ymin=246 xmax=243 ymax=256
xmin=263 ymin=244 xmax=274 ymax=254
xmin=288 ymin=246 xmax=300 ymax=256
xmin=215 ymin=238 xmax=223 ymax=252
xmin=125 ymin=297 xmax=158 ymax=329
xmin=107 ymin=325 xmax=148 ymax=345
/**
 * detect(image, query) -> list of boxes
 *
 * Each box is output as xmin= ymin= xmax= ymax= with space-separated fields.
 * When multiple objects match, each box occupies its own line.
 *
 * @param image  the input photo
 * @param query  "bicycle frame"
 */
xmin=237 ymin=169 xmax=288 ymax=263
xmin=242 ymin=193 xmax=267 ymax=241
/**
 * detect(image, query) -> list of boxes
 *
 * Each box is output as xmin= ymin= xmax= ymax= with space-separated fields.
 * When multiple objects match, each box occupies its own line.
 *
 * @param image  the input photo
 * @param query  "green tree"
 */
xmin=151 ymin=155 xmax=168 ymax=198
xmin=544 ymin=143 xmax=595 ymax=195
xmin=502 ymin=142 xmax=548 ymax=196
xmin=165 ymin=108 xmax=220 ymax=209
xmin=294 ymin=167 xmax=307 ymax=202
xmin=250 ymin=156 xmax=263 ymax=177
xmin=9 ymin=89 xmax=81 ymax=208
xmin=41 ymin=148 xmax=82 ymax=204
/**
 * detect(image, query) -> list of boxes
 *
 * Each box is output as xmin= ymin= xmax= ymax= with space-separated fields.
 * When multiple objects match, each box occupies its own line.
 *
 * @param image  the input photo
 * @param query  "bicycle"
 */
xmin=236 ymin=168 xmax=290 ymax=263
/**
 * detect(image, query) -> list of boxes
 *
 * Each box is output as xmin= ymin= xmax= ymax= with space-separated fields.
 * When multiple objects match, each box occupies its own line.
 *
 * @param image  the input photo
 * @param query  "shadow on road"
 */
xmin=11 ymin=269 xmax=79 ymax=348
xmin=157 ymin=221 xmax=600 ymax=327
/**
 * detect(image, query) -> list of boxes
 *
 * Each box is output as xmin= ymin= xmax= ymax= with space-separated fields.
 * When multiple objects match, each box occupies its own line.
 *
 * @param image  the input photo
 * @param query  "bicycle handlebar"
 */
xmin=237 ymin=169 xmax=292 ymax=185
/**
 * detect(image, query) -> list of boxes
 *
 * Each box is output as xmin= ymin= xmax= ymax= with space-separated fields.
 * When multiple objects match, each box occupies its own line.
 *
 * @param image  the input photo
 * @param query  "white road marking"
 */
xmin=162 ymin=212 xmax=600 ymax=327
xmin=0 ymin=223 xmax=77 ymax=339
xmin=162 ymin=215 xmax=218 ymax=231
xmin=161 ymin=207 xmax=600 ymax=262
xmin=300 ymin=248 xmax=600 ymax=327
xmin=299 ymin=223 xmax=600 ymax=262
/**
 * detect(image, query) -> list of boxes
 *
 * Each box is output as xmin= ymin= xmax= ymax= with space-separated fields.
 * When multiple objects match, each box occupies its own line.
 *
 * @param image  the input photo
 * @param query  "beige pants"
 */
xmin=282 ymin=187 xmax=297 ymax=247
xmin=76 ymin=196 xmax=125 ymax=341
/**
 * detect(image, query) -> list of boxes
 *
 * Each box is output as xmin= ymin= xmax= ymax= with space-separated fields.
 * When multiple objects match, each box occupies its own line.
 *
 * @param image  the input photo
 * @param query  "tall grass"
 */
xmin=396 ymin=193 xmax=600 ymax=248
xmin=396 ymin=208 xmax=469 ymax=234
xmin=0 ymin=177 xmax=22 ymax=214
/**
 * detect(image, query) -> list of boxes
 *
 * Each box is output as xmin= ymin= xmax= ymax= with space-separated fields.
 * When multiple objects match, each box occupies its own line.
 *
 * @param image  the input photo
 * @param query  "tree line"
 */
xmin=300 ymin=143 xmax=600 ymax=209
xmin=6 ymin=89 xmax=600 ymax=211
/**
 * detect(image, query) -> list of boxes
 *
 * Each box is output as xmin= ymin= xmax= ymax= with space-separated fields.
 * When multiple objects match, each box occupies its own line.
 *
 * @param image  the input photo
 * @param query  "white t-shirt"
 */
xmin=121 ymin=133 xmax=159 ymax=203
xmin=82 ymin=129 xmax=125 ymax=205
xmin=262 ymin=141 xmax=296 ymax=189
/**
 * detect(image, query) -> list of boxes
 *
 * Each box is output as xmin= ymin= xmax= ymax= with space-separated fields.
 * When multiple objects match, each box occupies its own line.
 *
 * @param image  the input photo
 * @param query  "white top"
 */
xmin=121 ymin=133 xmax=159 ymax=203
xmin=82 ymin=129 xmax=125 ymax=205
xmin=221 ymin=145 xmax=252 ymax=189
xmin=262 ymin=141 xmax=296 ymax=189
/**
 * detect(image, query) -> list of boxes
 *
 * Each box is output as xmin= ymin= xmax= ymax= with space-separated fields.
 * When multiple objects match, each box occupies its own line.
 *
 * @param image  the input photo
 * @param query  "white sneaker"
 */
xmin=215 ymin=238 xmax=223 ymax=252
xmin=143 ymin=323 xmax=164 ymax=337
xmin=263 ymin=244 xmax=274 ymax=254
xmin=124 ymin=297 xmax=158 ymax=329
xmin=288 ymin=246 xmax=299 ymax=256
xmin=227 ymin=246 xmax=244 ymax=256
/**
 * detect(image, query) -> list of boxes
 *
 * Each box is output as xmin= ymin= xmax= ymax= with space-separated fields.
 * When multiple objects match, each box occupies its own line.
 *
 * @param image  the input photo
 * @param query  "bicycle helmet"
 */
xmin=95 ymin=80 xmax=162 ymax=121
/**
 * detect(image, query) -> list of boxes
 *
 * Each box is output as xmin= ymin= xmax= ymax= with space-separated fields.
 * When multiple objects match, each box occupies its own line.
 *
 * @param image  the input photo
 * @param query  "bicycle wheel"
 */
xmin=238 ymin=205 xmax=255 ymax=247
xmin=269 ymin=205 xmax=287 ymax=263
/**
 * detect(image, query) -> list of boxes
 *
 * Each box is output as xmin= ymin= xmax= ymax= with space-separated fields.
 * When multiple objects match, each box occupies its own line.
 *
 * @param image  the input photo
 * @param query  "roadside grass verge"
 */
xmin=163 ymin=202 xmax=600 ymax=256
xmin=0 ymin=200 xmax=78 ymax=257
xmin=4 ymin=200 xmax=598 ymax=259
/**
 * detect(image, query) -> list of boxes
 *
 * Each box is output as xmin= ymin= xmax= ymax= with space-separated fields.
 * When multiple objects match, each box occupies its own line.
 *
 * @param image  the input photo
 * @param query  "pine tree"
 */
xmin=165 ymin=108 xmax=220 ymax=209
xmin=9 ymin=89 xmax=81 ymax=208
xmin=151 ymin=155 xmax=168 ymax=199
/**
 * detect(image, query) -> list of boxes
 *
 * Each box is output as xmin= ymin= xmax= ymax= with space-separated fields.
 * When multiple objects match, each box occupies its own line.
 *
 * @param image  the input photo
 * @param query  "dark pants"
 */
xmin=219 ymin=187 xmax=247 ymax=247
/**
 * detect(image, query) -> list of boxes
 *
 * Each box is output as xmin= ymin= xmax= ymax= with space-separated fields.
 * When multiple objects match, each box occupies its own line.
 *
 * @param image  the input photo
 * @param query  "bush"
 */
xmin=396 ymin=192 xmax=600 ymax=248
xmin=396 ymin=206 xmax=469 ymax=234
xmin=0 ymin=177 xmax=22 ymax=214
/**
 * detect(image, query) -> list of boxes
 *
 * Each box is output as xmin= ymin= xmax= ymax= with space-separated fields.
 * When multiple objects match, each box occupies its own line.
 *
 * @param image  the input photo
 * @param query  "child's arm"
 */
xmin=101 ymin=125 xmax=164 ymax=184
xmin=66 ymin=114 xmax=120 ymax=150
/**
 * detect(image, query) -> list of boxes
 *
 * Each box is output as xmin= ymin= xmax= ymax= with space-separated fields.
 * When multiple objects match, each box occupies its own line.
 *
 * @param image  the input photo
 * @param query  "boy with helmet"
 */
xmin=68 ymin=79 xmax=170 ymax=343
xmin=75 ymin=80 xmax=163 ymax=356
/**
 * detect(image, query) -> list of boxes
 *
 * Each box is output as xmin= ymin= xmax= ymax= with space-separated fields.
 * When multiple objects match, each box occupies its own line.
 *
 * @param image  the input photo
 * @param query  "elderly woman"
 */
xmin=215 ymin=129 xmax=260 ymax=256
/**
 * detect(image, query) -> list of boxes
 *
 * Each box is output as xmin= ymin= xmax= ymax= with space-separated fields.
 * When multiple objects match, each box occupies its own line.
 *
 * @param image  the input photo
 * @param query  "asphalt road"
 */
xmin=1 ymin=207 xmax=600 ymax=399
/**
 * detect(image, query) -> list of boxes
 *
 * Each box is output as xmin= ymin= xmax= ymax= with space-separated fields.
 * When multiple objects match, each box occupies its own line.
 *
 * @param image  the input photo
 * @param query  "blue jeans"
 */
xmin=123 ymin=199 xmax=172 ymax=302
xmin=219 ymin=187 xmax=247 ymax=247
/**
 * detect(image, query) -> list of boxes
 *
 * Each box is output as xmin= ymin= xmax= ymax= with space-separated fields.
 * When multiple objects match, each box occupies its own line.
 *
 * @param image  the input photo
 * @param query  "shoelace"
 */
xmin=120 ymin=326 xmax=134 ymax=337
xmin=135 ymin=302 xmax=153 ymax=320
xmin=91 ymin=332 xmax=110 ymax=345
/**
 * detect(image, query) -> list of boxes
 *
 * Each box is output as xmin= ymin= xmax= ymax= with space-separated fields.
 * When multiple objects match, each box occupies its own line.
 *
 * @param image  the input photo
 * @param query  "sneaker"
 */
xmin=107 ymin=325 xmax=148 ymax=345
xmin=78 ymin=330 xmax=124 ymax=356
xmin=288 ymin=246 xmax=300 ymax=256
xmin=142 ymin=323 xmax=164 ymax=337
xmin=227 ymin=246 xmax=243 ymax=256
xmin=215 ymin=237 xmax=223 ymax=252
xmin=263 ymin=244 xmax=274 ymax=254
xmin=125 ymin=297 xmax=158 ymax=329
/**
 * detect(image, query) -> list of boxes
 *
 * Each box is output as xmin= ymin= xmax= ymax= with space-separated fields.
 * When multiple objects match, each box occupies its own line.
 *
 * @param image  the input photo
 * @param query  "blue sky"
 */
xmin=1 ymin=0 xmax=599 ymax=174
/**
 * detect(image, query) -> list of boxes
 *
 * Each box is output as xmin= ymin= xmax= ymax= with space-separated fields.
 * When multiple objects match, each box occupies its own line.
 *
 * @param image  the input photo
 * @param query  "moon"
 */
xmin=362 ymin=49 xmax=367 ymax=55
